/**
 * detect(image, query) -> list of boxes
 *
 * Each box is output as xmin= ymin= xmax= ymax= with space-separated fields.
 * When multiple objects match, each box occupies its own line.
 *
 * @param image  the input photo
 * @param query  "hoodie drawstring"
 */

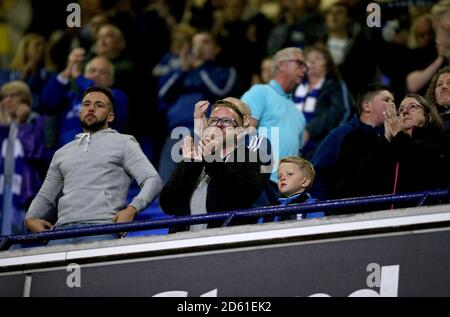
xmin=76 ymin=133 xmax=91 ymax=152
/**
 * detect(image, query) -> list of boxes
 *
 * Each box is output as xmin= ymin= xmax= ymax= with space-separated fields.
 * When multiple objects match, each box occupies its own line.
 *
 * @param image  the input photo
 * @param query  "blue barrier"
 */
xmin=0 ymin=189 xmax=449 ymax=251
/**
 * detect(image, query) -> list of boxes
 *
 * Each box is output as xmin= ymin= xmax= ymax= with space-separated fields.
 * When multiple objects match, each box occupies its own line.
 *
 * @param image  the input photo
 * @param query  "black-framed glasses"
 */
xmin=207 ymin=117 xmax=237 ymax=128
xmin=398 ymin=103 xmax=425 ymax=114
xmin=281 ymin=59 xmax=308 ymax=71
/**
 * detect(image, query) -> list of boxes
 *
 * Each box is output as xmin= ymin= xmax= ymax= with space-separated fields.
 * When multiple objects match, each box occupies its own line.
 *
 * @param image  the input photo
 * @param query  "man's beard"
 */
xmin=81 ymin=116 xmax=107 ymax=132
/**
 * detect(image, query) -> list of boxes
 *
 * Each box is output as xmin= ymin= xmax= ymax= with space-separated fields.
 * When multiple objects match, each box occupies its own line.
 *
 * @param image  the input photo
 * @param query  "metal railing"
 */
xmin=1 ymin=189 xmax=449 ymax=251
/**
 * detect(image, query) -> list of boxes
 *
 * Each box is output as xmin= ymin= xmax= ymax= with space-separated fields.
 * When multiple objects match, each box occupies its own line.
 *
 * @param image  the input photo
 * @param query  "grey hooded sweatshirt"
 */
xmin=26 ymin=128 xmax=162 ymax=227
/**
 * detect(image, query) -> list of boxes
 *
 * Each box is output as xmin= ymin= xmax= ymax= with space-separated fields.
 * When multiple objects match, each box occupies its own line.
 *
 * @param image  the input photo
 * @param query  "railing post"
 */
xmin=0 ymin=237 xmax=11 ymax=251
xmin=417 ymin=191 xmax=431 ymax=207
xmin=222 ymin=212 xmax=236 ymax=227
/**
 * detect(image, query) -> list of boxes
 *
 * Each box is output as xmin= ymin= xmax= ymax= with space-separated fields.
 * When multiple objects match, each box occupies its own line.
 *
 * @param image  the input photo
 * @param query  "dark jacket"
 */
xmin=310 ymin=115 xmax=384 ymax=200
xmin=357 ymin=127 xmax=450 ymax=197
xmin=306 ymin=77 xmax=353 ymax=142
xmin=160 ymin=134 xmax=269 ymax=232
xmin=301 ymin=77 xmax=353 ymax=159
xmin=438 ymin=107 xmax=450 ymax=134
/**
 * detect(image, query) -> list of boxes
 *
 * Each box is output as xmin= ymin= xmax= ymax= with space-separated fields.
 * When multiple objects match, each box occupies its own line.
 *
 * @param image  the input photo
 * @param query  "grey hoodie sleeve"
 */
xmin=123 ymin=136 xmax=163 ymax=212
xmin=26 ymin=156 xmax=63 ymax=220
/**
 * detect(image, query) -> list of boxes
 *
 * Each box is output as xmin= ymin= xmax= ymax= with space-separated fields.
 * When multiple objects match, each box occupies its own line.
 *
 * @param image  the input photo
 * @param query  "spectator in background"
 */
xmin=294 ymin=44 xmax=353 ymax=159
xmin=153 ymin=24 xmax=197 ymax=113
xmin=426 ymin=66 xmax=450 ymax=133
xmin=266 ymin=0 xmax=326 ymax=55
xmin=275 ymin=156 xmax=324 ymax=221
xmin=241 ymin=47 xmax=307 ymax=203
xmin=0 ymin=81 xmax=46 ymax=235
xmin=433 ymin=0 xmax=450 ymax=61
xmin=321 ymin=1 xmax=377 ymax=98
xmin=211 ymin=0 xmax=272 ymax=93
xmin=0 ymin=33 xmax=54 ymax=111
xmin=157 ymin=30 xmax=237 ymax=184
xmin=251 ymin=56 xmax=273 ymax=85
xmin=41 ymin=48 xmax=128 ymax=147
xmin=94 ymin=24 xmax=136 ymax=96
xmin=357 ymin=94 xmax=450 ymax=197
xmin=310 ymin=85 xmax=394 ymax=201
xmin=408 ymin=14 xmax=435 ymax=50
xmin=25 ymin=86 xmax=162 ymax=245
xmin=406 ymin=1 xmax=450 ymax=95
xmin=406 ymin=14 xmax=443 ymax=95
xmin=0 ymin=0 xmax=32 ymax=68
xmin=160 ymin=99 xmax=267 ymax=233
xmin=47 ymin=11 xmax=104 ymax=74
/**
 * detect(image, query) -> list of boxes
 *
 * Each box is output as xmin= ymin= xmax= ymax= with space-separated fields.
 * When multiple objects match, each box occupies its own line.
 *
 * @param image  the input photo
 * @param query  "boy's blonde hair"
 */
xmin=279 ymin=157 xmax=315 ymax=189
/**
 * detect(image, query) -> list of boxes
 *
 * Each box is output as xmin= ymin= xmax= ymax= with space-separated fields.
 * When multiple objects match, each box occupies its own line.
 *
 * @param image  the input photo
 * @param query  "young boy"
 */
xmin=276 ymin=156 xmax=324 ymax=220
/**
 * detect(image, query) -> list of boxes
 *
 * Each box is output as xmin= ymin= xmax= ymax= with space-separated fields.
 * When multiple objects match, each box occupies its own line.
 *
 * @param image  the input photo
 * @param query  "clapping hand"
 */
xmin=201 ymin=127 xmax=222 ymax=161
xmin=182 ymin=135 xmax=202 ymax=161
xmin=383 ymin=102 xmax=402 ymax=142
xmin=61 ymin=48 xmax=86 ymax=80
xmin=194 ymin=100 xmax=209 ymax=140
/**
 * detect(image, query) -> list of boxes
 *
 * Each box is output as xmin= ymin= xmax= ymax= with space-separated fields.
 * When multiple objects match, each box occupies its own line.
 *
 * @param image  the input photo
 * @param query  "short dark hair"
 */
xmin=81 ymin=86 xmax=115 ymax=111
xmin=356 ymin=84 xmax=394 ymax=115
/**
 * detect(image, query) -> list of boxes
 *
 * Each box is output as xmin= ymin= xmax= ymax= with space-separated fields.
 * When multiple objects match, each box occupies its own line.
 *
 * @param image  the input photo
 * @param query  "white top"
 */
xmin=327 ymin=37 xmax=349 ymax=66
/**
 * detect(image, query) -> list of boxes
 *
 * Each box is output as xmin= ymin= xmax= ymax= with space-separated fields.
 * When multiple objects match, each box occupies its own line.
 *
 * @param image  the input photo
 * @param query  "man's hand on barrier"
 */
xmin=113 ymin=206 xmax=138 ymax=238
xmin=25 ymin=218 xmax=53 ymax=232
xmin=113 ymin=205 xmax=138 ymax=224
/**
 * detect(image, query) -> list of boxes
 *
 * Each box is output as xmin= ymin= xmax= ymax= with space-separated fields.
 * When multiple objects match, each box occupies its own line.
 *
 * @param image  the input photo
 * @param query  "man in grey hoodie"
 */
xmin=25 ymin=86 xmax=162 ymax=244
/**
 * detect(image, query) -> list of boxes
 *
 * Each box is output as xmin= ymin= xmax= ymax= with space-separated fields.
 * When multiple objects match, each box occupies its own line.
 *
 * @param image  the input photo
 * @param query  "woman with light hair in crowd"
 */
xmin=0 ymin=33 xmax=54 ymax=110
xmin=0 ymin=80 xmax=47 ymax=235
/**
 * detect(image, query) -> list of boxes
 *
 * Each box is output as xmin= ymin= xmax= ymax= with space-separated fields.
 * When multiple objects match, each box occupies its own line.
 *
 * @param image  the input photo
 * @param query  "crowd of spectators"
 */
xmin=1 ymin=0 xmax=449 ymax=238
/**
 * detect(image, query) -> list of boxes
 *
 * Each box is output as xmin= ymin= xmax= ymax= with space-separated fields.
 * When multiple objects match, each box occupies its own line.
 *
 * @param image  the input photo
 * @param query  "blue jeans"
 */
xmin=46 ymin=223 xmax=117 ymax=247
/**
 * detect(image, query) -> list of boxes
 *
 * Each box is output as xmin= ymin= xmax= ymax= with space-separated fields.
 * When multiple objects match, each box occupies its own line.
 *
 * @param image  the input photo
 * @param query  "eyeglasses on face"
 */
xmin=207 ymin=117 xmax=237 ymax=128
xmin=281 ymin=59 xmax=308 ymax=71
xmin=397 ymin=103 xmax=425 ymax=114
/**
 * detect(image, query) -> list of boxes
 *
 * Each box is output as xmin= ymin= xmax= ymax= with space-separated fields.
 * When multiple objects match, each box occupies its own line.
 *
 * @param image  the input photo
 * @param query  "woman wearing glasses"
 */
xmin=357 ymin=94 xmax=450 ymax=198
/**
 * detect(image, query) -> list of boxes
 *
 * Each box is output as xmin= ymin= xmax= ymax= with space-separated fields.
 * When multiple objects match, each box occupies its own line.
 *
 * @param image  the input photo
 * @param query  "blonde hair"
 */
xmin=271 ymin=47 xmax=303 ymax=77
xmin=408 ymin=14 xmax=434 ymax=49
xmin=279 ymin=156 xmax=315 ymax=189
xmin=0 ymin=80 xmax=32 ymax=106
xmin=222 ymin=97 xmax=251 ymax=116
xmin=171 ymin=24 xmax=197 ymax=52
xmin=10 ymin=33 xmax=52 ymax=71
xmin=432 ymin=0 xmax=450 ymax=17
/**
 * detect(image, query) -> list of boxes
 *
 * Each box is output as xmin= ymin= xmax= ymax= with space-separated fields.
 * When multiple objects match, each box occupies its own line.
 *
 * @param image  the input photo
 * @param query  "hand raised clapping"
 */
xmin=383 ymin=102 xmax=403 ymax=142
xmin=182 ymin=135 xmax=202 ymax=161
